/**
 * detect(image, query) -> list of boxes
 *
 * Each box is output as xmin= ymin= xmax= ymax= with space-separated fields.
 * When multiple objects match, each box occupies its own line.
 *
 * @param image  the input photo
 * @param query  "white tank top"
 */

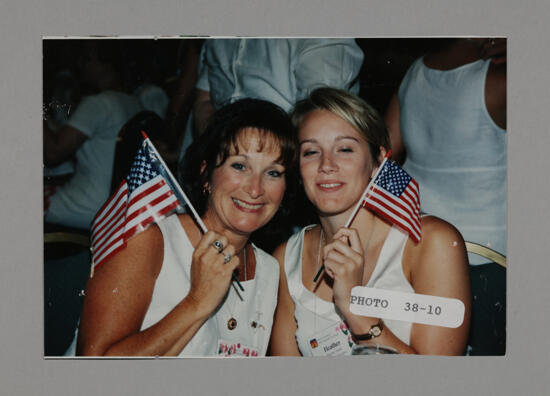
xmin=141 ymin=215 xmax=279 ymax=356
xmin=64 ymin=215 xmax=279 ymax=357
xmin=398 ymin=57 xmax=506 ymax=264
xmin=284 ymin=225 xmax=413 ymax=356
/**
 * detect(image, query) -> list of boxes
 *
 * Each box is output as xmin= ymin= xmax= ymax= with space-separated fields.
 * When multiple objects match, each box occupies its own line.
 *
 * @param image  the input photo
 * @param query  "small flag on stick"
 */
xmin=89 ymin=132 xmax=244 ymax=291
xmin=361 ymin=159 xmax=421 ymax=243
xmin=313 ymin=153 xmax=421 ymax=283
xmin=90 ymin=136 xmax=181 ymax=269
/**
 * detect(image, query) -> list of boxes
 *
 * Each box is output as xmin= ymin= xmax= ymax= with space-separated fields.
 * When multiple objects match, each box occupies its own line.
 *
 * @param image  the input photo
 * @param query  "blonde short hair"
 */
xmin=291 ymin=87 xmax=391 ymax=164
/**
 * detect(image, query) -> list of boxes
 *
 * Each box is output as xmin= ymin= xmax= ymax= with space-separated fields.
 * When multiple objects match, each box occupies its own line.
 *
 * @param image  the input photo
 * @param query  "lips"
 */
xmin=317 ymin=181 xmax=344 ymax=191
xmin=232 ymin=198 xmax=264 ymax=212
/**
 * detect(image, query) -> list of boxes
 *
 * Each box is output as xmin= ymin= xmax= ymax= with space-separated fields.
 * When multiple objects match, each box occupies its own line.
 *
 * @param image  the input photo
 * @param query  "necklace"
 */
xmin=361 ymin=215 xmax=377 ymax=284
xmin=313 ymin=226 xmax=325 ymax=331
xmin=313 ymin=216 xmax=378 ymax=327
xmin=227 ymin=245 xmax=247 ymax=330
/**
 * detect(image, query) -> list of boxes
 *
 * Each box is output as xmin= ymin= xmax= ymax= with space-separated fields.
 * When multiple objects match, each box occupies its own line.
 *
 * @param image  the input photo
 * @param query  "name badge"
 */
xmin=217 ymin=339 xmax=259 ymax=357
xmin=307 ymin=321 xmax=354 ymax=357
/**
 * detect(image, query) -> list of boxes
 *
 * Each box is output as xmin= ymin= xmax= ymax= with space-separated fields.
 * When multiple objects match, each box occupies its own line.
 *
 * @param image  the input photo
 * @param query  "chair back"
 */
xmin=465 ymin=241 xmax=506 ymax=268
xmin=110 ymin=110 xmax=165 ymax=192
xmin=44 ymin=229 xmax=90 ymax=260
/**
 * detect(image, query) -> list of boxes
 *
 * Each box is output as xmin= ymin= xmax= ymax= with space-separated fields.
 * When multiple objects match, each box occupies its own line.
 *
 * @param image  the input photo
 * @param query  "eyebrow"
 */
xmin=229 ymin=153 xmax=285 ymax=167
xmin=299 ymin=136 xmax=361 ymax=145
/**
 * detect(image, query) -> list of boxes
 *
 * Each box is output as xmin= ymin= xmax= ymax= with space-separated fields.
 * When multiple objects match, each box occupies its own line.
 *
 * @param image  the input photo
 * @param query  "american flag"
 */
xmin=90 ymin=138 xmax=181 ymax=269
xmin=362 ymin=160 xmax=421 ymax=243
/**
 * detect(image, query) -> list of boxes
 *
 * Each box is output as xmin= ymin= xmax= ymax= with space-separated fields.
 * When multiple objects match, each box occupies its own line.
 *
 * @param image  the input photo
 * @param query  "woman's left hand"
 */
xmin=322 ymin=227 xmax=364 ymax=313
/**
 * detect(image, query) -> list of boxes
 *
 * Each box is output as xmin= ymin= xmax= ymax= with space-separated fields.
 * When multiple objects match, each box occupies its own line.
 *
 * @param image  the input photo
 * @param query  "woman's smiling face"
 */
xmin=203 ymin=128 xmax=287 ymax=236
xmin=298 ymin=110 xmax=379 ymax=218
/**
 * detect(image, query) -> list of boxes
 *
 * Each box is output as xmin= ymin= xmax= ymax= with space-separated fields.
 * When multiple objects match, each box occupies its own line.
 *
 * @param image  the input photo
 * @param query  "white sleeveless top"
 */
xmin=140 ymin=215 xmax=279 ymax=356
xmin=398 ymin=57 xmax=506 ymax=264
xmin=284 ymin=225 xmax=413 ymax=356
xmin=64 ymin=215 xmax=279 ymax=357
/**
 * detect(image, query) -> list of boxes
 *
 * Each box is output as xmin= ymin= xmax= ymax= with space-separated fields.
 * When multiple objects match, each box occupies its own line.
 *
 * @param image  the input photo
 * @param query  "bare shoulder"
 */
xmin=419 ymin=215 xmax=466 ymax=258
xmin=93 ymin=222 xmax=165 ymax=282
xmin=487 ymin=62 xmax=506 ymax=97
xmin=404 ymin=215 xmax=467 ymax=276
xmin=420 ymin=215 xmax=464 ymax=246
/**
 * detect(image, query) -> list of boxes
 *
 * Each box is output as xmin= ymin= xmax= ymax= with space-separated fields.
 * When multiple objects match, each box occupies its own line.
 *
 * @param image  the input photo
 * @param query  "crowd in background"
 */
xmin=43 ymin=38 xmax=506 ymax=357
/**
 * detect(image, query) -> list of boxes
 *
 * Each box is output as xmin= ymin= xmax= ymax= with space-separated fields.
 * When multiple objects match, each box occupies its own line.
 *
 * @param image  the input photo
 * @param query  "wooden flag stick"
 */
xmin=142 ymin=131 xmax=244 ymax=292
xmin=313 ymin=152 xmax=392 ymax=283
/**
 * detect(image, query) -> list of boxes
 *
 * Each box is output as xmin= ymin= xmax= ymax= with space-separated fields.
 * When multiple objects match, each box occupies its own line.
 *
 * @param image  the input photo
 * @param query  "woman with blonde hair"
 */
xmin=270 ymin=87 xmax=471 ymax=356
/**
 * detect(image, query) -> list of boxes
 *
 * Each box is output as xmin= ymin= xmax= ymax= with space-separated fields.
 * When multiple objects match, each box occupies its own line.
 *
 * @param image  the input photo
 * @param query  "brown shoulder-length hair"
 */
xmin=179 ymin=98 xmax=298 ymax=217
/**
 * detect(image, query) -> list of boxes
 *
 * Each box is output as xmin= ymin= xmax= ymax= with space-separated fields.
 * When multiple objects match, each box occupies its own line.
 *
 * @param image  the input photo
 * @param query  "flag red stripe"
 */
xmin=92 ymin=212 xmax=127 ymax=258
xmin=91 ymin=200 xmax=127 ymax=247
xmin=94 ymin=237 xmax=125 ymax=268
xmin=92 ymin=219 xmax=126 ymax=262
xmin=402 ymin=181 xmax=420 ymax=208
xmin=373 ymin=185 xmax=420 ymax=228
xmin=91 ymin=182 xmax=128 ymax=233
xmin=364 ymin=201 xmax=421 ymax=243
xmin=92 ymin=190 xmax=128 ymax=240
xmin=402 ymin=190 xmax=421 ymax=215
xmin=125 ymin=195 xmax=179 ymax=235
xmin=127 ymin=178 xmax=167 ymax=208
xmin=93 ymin=242 xmax=127 ymax=270
xmin=126 ymin=188 xmax=175 ymax=225
xmin=370 ymin=186 xmax=421 ymax=231
xmin=365 ymin=194 xmax=421 ymax=237
xmin=123 ymin=200 xmax=180 ymax=241
xmin=364 ymin=199 xmax=421 ymax=242
xmin=91 ymin=179 xmax=127 ymax=223
xmin=90 ymin=138 xmax=189 ymax=269
xmin=92 ymin=189 xmax=178 ymax=264
xmin=93 ymin=178 xmax=166 ymax=246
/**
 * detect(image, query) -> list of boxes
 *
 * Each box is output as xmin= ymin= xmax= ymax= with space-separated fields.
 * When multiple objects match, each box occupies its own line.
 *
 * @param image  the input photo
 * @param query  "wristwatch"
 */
xmin=352 ymin=320 xmax=384 ymax=341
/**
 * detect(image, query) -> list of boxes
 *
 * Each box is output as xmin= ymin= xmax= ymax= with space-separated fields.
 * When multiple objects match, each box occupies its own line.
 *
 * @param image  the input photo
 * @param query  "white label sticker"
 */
xmin=350 ymin=286 xmax=465 ymax=328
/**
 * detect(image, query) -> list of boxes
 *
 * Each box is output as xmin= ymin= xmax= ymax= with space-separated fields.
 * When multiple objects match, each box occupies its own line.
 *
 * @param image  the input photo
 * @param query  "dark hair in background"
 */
xmin=180 ymin=98 xmax=298 ymax=252
xmin=72 ymin=40 xmax=128 ymax=93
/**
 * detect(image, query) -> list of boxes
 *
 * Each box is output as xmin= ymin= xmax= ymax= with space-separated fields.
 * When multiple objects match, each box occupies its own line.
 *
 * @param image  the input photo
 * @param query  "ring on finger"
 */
xmin=223 ymin=253 xmax=232 ymax=264
xmin=212 ymin=240 xmax=224 ymax=252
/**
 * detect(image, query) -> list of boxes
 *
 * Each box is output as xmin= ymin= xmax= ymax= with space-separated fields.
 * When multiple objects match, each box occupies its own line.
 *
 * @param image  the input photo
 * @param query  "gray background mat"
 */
xmin=1 ymin=0 xmax=549 ymax=395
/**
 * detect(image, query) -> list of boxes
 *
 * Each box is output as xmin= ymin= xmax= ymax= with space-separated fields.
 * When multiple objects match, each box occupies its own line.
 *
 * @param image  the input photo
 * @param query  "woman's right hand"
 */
xmin=323 ymin=227 xmax=365 ymax=315
xmin=186 ymin=231 xmax=241 ymax=315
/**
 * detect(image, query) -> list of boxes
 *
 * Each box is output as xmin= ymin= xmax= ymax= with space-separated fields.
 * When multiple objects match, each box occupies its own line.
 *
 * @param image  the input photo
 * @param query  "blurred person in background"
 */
xmin=384 ymin=38 xmax=506 ymax=355
xmin=44 ymin=40 xmax=142 ymax=230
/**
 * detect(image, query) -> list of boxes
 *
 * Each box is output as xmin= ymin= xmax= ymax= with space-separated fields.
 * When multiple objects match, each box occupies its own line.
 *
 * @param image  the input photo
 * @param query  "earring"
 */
xmin=202 ymin=184 xmax=211 ymax=196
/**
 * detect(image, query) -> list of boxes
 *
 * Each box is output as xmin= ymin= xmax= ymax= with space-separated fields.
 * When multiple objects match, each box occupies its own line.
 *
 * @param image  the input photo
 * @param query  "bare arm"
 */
xmin=384 ymin=91 xmax=406 ymax=165
xmin=269 ymin=242 xmax=301 ymax=356
xmin=406 ymin=217 xmax=471 ymax=355
xmin=485 ymin=62 xmax=506 ymax=130
xmin=77 ymin=224 xmax=240 ymax=356
xmin=326 ymin=219 xmax=470 ymax=355
xmin=43 ymin=122 xmax=87 ymax=167
xmin=192 ymin=89 xmax=215 ymax=137
xmin=325 ymin=227 xmax=417 ymax=354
